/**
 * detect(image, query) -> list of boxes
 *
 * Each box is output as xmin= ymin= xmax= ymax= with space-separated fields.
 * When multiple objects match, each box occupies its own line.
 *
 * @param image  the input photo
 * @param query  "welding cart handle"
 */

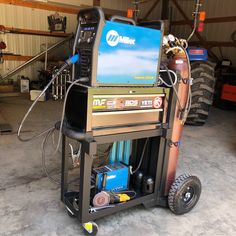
xmin=110 ymin=15 xmax=136 ymax=25
xmin=54 ymin=121 xmax=92 ymax=141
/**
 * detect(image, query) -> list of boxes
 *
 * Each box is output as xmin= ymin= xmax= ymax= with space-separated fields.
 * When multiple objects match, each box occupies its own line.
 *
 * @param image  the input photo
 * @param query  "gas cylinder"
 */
xmin=165 ymin=51 xmax=190 ymax=194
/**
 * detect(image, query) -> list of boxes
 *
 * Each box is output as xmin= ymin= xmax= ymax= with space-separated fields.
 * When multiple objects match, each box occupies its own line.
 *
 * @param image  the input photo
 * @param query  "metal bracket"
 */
xmin=168 ymin=139 xmax=181 ymax=148
xmin=182 ymin=78 xmax=193 ymax=85
xmin=161 ymin=123 xmax=172 ymax=139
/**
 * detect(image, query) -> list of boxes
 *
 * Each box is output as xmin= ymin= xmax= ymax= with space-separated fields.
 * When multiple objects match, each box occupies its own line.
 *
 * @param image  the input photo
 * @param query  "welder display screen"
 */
xmin=97 ymin=21 xmax=162 ymax=85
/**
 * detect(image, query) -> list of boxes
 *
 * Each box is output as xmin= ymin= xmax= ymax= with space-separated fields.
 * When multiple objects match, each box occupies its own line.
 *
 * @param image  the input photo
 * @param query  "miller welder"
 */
xmin=65 ymin=8 xmax=165 ymax=135
xmin=59 ymin=7 xmax=201 ymax=236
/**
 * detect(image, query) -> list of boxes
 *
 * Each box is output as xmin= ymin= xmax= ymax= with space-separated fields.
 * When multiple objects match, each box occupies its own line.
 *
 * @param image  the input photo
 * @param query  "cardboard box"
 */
xmin=30 ymin=90 xmax=46 ymax=101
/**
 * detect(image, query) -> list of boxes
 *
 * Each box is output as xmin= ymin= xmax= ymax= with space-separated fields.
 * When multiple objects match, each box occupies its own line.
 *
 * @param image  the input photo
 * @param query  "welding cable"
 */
xmin=162 ymin=64 xmax=184 ymax=111
xmin=53 ymin=77 xmax=89 ymax=156
xmin=187 ymin=0 xmax=201 ymax=41
xmin=40 ymin=77 xmax=88 ymax=183
xmin=182 ymin=48 xmax=193 ymax=123
xmin=165 ymin=46 xmax=185 ymax=54
xmin=130 ymin=138 xmax=149 ymax=175
xmin=17 ymin=54 xmax=79 ymax=142
xmin=180 ymin=39 xmax=188 ymax=50
xmin=159 ymin=69 xmax=178 ymax=87
xmin=41 ymin=127 xmax=60 ymax=185
xmin=163 ymin=45 xmax=193 ymax=124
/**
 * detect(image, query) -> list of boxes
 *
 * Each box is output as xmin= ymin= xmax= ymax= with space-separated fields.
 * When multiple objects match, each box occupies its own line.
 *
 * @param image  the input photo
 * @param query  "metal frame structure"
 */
xmin=60 ymin=85 xmax=177 ymax=223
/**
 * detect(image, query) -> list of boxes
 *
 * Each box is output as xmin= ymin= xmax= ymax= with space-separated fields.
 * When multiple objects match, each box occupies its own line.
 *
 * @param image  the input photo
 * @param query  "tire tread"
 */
xmin=187 ymin=61 xmax=216 ymax=125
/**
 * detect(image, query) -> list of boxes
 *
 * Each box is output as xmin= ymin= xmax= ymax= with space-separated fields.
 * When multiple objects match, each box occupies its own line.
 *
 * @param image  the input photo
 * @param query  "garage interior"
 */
xmin=0 ymin=0 xmax=236 ymax=236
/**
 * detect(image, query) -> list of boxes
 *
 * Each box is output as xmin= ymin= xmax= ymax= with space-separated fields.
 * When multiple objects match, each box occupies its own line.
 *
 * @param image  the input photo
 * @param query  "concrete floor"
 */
xmin=0 ymin=96 xmax=235 ymax=236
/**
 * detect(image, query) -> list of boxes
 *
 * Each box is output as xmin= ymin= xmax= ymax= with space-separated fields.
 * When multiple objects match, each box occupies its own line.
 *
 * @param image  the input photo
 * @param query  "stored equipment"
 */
xmin=93 ymin=162 xmax=129 ymax=192
xmin=92 ymin=191 xmax=135 ymax=207
xmin=48 ymin=12 xmax=67 ymax=33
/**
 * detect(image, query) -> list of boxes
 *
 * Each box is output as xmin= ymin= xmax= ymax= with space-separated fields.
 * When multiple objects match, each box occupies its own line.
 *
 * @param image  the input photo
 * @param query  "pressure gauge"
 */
xmin=168 ymin=34 xmax=175 ymax=42
xmin=163 ymin=36 xmax=169 ymax=46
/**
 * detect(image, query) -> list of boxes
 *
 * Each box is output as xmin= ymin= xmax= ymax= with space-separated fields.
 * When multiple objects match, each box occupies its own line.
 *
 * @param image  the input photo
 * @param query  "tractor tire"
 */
xmin=186 ymin=61 xmax=216 ymax=126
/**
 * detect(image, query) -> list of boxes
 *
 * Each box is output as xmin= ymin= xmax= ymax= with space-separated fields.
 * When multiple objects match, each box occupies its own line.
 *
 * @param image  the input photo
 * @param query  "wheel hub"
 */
xmin=184 ymin=192 xmax=192 ymax=202
xmin=182 ymin=186 xmax=194 ymax=204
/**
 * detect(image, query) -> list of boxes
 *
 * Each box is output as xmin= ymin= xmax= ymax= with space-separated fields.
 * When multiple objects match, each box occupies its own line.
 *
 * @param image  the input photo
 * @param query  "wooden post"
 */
xmin=93 ymin=0 xmax=100 ymax=6
xmin=161 ymin=0 xmax=170 ymax=20
xmin=142 ymin=0 xmax=161 ymax=20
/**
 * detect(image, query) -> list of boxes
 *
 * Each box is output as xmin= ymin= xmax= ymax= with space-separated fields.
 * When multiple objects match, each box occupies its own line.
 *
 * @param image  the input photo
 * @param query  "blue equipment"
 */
xmin=96 ymin=21 xmax=162 ymax=85
xmin=109 ymin=141 xmax=131 ymax=165
xmin=73 ymin=9 xmax=163 ymax=87
xmin=93 ymin=162 xmax=129 ymax=192
xmin=187 ymin=47 xmax=208 ymax=61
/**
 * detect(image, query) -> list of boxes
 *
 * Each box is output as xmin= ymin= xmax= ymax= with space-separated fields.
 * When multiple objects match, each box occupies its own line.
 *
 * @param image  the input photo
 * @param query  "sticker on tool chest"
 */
xmin=92 ymin=94 xmax=165 ymax=111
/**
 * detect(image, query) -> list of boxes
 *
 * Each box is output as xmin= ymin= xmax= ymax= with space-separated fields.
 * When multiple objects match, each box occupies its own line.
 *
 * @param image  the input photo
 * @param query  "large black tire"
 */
xmin=168 ymin=174 xmax=201 ymax=215
xmin=186 ymin=61 xmax=216 ymax=125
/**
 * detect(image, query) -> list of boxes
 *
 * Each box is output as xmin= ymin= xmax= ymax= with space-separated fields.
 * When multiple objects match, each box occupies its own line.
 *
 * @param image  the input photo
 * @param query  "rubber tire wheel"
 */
xmin=83 ymin=222 xmax=98 ymax=236
xmin=186 ymin=61 xmax=216 ymax=126
xmin=168 ymin=174 xmax=201 ymax=215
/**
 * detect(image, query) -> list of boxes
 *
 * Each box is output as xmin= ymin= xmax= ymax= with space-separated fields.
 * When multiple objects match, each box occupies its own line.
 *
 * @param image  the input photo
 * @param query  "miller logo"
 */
xmin=106 ymin=30 xmax=136 ymax=47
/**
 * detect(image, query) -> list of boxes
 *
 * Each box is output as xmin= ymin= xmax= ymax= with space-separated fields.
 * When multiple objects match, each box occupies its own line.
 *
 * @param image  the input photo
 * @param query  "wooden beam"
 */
xmin=0 ymin=0 xmax=126 ymax=16
xmin=161 ymin=0 xmax=170 ymax=20
xmin=171 ymin=0 xmax=219 ymax=61
xmin=3 ymin=26 xmax=72 ymax=37
xmin=2 ymin=54 xmax=33 ymax=61
xmin=104 ymin=8 xmax=126 ymax=17
xmin=172 ymin=16 xmax=236 ymax=26
xmin=142 ymin=0 xmax=161 ymax=20
xmin=93 ymin=0 xmax=100 ymax=6
xmin=189 ymin=41 xmax=236 ymax=48
xmin=0 ymin=0 xmax=82 ymax=14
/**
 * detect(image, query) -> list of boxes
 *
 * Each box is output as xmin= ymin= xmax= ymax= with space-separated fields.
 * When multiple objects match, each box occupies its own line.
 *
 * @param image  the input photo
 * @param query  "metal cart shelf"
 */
xmin=60 ymin=100 xmax=175 ymax=224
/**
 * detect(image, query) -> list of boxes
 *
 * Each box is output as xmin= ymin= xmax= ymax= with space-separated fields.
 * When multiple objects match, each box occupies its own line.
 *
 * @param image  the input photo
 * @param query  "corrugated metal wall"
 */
xmin=0 ymin=0 xmax=162 ymax=80
xmin=0 ymin=4 xmax=77 ymax=80
xmin=170 ymin=0 xmax=236 ymax=65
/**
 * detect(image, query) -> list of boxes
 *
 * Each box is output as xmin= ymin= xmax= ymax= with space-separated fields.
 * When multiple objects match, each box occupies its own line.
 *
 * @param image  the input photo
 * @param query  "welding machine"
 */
xmin=71 ymin=8 xmax=163 ymax=87
xmin=66 ymin=8 xmax=165 ymax=135
xmin=58 ymin=7 xmax=202 ymax=236
xmin=93 ymin=162 xmax=129 ymax=192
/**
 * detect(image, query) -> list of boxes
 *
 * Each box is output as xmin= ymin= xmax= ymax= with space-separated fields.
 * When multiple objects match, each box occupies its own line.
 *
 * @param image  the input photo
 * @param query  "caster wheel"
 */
xmin=82 ymin=222 xmax=98 ymax=236
xmin=66 ymin=207 xmax=76 ymax=218
xmin=168 ymin=174 xmax=201 ymax=215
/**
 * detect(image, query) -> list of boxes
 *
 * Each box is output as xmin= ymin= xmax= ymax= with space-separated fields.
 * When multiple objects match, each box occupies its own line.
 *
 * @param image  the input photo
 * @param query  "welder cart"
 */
xmin=60 ymin=7 xmax=202 ymax=236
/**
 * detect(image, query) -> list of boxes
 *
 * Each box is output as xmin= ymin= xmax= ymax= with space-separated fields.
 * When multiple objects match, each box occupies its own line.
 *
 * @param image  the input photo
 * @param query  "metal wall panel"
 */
xmin=0 ymin=4 xmax=77 ymax=80
xmin=170 ymin=0 xmax=236 ymax=65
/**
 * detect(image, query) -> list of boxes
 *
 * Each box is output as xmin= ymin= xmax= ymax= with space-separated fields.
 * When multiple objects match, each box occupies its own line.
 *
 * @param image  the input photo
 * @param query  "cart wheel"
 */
xmin=168 ymin=174 xmax=201 ymax=215
xmin=66 ymin=206 xmax=76 ymax=218
xmin=82 ymin=222 xmax=98 ymax=236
